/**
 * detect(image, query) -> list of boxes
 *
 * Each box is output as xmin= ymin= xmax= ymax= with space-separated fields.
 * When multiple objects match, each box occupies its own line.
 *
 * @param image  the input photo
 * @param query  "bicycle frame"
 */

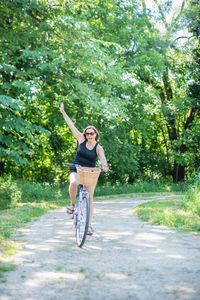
xmin=75 ymin=184 xmax=89 ymax=227
xmin=73 ymin=184 xmax=90 ymax=247
xmin=64 ymin=162 xmax=103 ymax=247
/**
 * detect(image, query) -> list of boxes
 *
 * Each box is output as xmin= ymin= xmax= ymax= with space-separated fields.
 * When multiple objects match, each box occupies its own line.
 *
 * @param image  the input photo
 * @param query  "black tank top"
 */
xmin=73 ymin=140 xmax=98 ymax=168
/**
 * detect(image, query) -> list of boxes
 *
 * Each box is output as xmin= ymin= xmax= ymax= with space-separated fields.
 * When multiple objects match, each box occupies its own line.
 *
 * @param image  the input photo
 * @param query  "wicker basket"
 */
xmin=77 ymin=166 xmax=101 ymax=186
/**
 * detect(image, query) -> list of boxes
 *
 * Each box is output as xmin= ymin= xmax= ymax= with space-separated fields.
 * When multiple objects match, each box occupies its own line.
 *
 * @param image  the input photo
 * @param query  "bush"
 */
xmin=16 ymin=180 xmax=65 ymax=203
xmin=182 ymin=170 xmax=200 ymax=216
xmin=0 ymin=176 xmax=22 ymax=210
xmin=94 ymin=179 xmax=187 ymax=197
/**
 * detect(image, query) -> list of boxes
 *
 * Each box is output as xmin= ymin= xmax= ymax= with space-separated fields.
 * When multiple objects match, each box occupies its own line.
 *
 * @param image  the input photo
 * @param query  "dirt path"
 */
xmin=1 ymin=195 xmax=200 ymax=300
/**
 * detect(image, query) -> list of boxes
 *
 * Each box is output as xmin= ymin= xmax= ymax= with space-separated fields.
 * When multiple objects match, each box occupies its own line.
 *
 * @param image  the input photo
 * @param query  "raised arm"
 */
xmin=97 ymin=145 xmax=109 ymax=172
xmin=60 ymin=103 xmax=83 ymax=141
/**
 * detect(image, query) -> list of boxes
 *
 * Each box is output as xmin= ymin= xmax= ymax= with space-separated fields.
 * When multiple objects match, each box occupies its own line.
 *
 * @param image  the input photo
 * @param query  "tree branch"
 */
xmin=172 ymin=0 xmax=186 ymax=26
xmin=141 ymin=0 xmax=152 ymax=29
xmin=153 ymin=0 xmax=169 ymax=30
xmin=136 ymin=70 xmax=166 ymax=103
xmin=184 ymin=107 xmax=196 ymax=130
xmin=173 ymin=36 xmax=191 ymax=43
xmin=167 ymin=0 xmax=186 ymax=38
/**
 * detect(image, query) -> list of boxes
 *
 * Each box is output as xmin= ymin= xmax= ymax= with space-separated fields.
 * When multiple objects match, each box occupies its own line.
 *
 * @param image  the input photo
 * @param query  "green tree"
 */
xmin=1 ymin=0 xmax=198 ymax=184
xmin=184 ymin=0 xmax=200 ymax=173
xmin=0 ymin=0 xmax=129 ymax=182
xmin=0 ymin=0 xmax=53 ymax=175
xmin=119 ymin=0 xmax=197 ymax=181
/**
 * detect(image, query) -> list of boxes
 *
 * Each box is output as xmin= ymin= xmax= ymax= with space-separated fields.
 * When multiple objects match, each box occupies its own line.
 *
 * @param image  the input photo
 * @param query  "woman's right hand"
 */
xmin=60 ymin=102 xmax=64 ymax=114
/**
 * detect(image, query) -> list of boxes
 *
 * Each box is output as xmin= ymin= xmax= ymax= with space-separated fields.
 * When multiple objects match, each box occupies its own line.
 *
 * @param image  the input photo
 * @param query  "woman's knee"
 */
xmin=69 ymin=181 xmax=78 ymax=191
xmin=69 ymin=173 xmax=78 ymax=190
xmin=87 ymin=186 xmax=95 ymax=200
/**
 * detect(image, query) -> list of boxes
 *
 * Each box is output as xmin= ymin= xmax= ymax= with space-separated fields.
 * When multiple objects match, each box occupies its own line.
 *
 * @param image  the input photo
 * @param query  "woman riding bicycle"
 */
xmin=60 ymin=103 xmax=109 ymax=235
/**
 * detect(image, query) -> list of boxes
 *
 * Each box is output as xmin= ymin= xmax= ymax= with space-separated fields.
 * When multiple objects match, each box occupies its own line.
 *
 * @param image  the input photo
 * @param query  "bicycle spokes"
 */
xmin=76 ymin=195 xmax=90 ymax=248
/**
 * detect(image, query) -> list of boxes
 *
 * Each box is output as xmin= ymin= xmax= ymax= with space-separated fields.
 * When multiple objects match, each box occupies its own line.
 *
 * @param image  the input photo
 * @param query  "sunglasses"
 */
xmin=85 ymin=131 xmax=95 ymax=136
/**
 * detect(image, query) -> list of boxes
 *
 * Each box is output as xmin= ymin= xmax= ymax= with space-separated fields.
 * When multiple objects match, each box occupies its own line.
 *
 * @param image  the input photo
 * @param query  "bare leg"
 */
xmin=86 ymin=185 xmax=96 ymax=227
xmin=68 ymin=172 xmax=78 ymax=209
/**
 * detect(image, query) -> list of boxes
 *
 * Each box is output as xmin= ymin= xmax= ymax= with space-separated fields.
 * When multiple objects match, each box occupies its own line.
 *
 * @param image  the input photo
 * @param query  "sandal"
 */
xmin=66 ymin=204 xmax=75 ymax=214
xmin=87 ymin=226 xmax=94 ymax=236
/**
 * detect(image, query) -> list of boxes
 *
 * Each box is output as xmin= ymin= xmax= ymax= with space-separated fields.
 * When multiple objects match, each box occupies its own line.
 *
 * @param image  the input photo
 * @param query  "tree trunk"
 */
xmin=173 ymin=162 xmax=185 ymax=182
xmin=0 ymin=161 xmax=5 ymax=176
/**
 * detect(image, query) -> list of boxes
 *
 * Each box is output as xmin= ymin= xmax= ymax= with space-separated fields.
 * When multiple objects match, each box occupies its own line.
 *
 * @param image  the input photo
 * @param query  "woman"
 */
xmin=60 ymin=103 xmax=108 ymax=235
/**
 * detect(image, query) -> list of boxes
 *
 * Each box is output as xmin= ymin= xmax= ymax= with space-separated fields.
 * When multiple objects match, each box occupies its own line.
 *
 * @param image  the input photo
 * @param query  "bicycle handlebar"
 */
xmin=64 ymin=163 xmax=76 ymax=167
xmin=64 ymin=163 xmax=108 ymax=172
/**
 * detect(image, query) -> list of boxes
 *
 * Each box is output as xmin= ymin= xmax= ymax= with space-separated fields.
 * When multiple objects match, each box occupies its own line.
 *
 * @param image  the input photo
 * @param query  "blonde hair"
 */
xmin=83 ymin=125 xmax=100 ymax=141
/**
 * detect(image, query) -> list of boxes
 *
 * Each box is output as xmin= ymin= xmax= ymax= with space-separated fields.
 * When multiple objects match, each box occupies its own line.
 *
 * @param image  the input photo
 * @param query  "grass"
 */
xmin=80 ymin=267 xmax=86 ymax=272
xmin=134 ymin=197 xmax=200 ymax=233
xmin=96 ymin=273 xmax=105 ymax=279
xmin=95 ymin=191 xmax=180 ymax=201
xmin=0 ymin=264 xmax=16 ymax=272
xmin=16 ymin=180 xmax=69 ymax=203
xmin=0 ymin=263 xmax=17 ymax=282
xmin=94 ymin=180 xmax=187 ymax=196
xmin=0 ymin=200 xmax=68 ymax=257
xmin=55 ymin=266 xmax=63 ymax=271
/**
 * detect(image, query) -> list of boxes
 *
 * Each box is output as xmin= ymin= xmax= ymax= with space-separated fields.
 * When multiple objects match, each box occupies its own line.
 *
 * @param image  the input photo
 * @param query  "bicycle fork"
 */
xmin=77 ymin=188 xmax=88 ymax=224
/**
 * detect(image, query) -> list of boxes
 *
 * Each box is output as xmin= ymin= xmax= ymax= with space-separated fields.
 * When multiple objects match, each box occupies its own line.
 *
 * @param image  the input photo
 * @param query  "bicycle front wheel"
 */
xmin=76 ymin=195 xmax=90 ymax=248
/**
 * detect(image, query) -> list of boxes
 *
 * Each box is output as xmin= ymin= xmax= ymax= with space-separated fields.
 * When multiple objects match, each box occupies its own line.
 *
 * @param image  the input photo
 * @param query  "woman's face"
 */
xmin=85 ymin=128 xmax=96 ymax=142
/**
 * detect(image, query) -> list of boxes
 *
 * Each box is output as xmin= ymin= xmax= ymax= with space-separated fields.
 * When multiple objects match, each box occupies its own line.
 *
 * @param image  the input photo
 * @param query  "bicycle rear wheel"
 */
xmin=76 ymin=195 xmax=90 ymax=248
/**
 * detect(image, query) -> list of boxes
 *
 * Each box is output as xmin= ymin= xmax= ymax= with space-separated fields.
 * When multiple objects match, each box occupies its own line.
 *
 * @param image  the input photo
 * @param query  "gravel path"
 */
xmin=0 ymin=195 xmax=200 ymax=300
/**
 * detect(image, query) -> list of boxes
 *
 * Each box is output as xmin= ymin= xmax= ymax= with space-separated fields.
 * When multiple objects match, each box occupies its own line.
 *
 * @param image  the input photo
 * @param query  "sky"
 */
xmin=145 ymin=0 xmax=185 ymax=23
xmin=143 ymin=0 xmax=190 ymax=41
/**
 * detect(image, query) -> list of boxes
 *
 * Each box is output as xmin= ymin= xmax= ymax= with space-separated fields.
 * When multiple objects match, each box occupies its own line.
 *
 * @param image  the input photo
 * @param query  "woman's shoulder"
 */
xmin=96 ymin=143 xmax=101 ymax=149
xmin=96 ymin=143 xmax=103 ymax=154
xmin=77 ymin=134 xmax=86 ymax=145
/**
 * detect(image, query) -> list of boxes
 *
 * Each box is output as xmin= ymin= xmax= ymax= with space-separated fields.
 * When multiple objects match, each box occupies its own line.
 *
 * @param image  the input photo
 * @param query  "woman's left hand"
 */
xmin=102 ymin=166 xmax=109 ymax=173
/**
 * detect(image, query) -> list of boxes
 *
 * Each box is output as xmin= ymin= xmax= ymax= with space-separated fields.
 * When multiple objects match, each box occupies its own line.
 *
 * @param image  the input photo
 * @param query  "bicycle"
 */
xmin=64 ymin=163 xmax=102 ymax=248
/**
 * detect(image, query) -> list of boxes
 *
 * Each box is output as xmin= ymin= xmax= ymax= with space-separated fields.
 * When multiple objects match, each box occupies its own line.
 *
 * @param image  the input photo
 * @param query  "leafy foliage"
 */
xmin=0 ymin=95 xmax=49 ymax=165
xmin=0 ymin=175 xmax=21 ymax=210
xmin=182 ymin=170 xmax=200 ymax=216
xmin=0 ymin=0 xmax=199 ymax=184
